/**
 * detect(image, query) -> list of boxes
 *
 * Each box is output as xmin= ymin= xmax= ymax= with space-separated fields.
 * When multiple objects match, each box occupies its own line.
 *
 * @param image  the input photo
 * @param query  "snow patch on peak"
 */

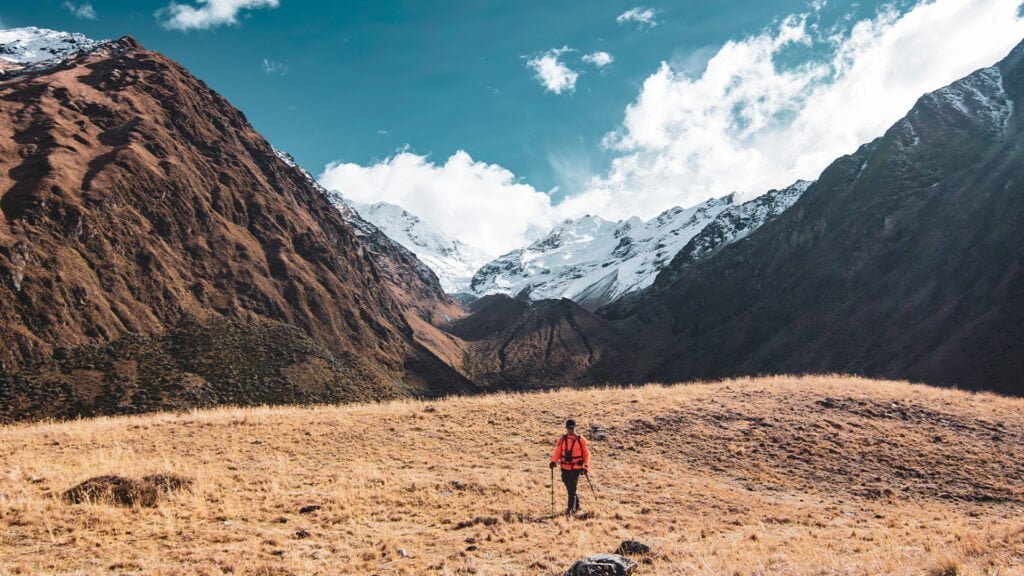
xmin=926 ymin=66 xmax=1013 ymax=132
xmin=348 ymin=201 xmax=490 ymax=294
xmin=271 ymin=147 xmax=299 ymax=168
xmin=0 ymin=27 xmax=104 ymax=75
xmin=663 ymin=180 xmax=809 ymax=278
xmin=470 ymin=193 xmax=742 ymax=308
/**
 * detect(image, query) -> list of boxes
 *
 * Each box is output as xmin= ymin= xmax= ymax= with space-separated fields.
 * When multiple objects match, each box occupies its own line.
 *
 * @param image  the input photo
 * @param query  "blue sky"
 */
xmin=3 ymin=0 xmax=1024 ymax=254
xmin=1 ymin=0 xmax=864 ymax=192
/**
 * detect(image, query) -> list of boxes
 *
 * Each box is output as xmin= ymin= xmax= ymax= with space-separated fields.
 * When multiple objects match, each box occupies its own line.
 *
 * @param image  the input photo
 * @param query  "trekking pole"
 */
xmin=550 ymin=467 xmax=555 ymax=515
xmin=584 ymin=472 xmax=601 ymax=509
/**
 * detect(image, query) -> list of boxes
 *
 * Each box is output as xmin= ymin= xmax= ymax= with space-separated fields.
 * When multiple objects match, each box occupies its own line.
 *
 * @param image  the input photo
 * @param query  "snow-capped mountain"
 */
xmin=470 ymin=181 xmax=809 ymax=309
xmin=271 ymin=147 xmax=485 ymax=295
xmin=655 ymin=180 xmax=811 ymax=285
xmin=344 ymin=202 xmax=490 ymax=294
xmin=0 ymin=27 xmax=104 ymax=76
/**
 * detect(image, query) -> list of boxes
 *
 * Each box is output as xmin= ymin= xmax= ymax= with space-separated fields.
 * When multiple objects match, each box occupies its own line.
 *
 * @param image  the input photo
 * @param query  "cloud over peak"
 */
xmin=157 ymin=0 xmax=279 ymax=31
xmin=526 ymin=47 xmax=579 ymax=95
xmin=319 ymin=150 xmax=557 ymax=256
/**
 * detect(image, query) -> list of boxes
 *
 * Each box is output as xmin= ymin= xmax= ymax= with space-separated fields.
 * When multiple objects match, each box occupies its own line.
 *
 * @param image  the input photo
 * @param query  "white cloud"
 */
xmin=563 ymin=0 xmax=1024 ymax=221
xmin=63 ymin=1 xmax=97 ymax=20
xmin=319 ymin=151 xmax=557 ymax=256
xmin=526 ymin=47 xmax=579 ymax=95
xmin=156 ymin=0 xmax=279 ymax=31
xmin=582 ymin=51 xmax=614 ymax=68
xmin=261 ymin=58 xmax=288 ymax=75
xmin=617 ymin=7 xmax=658 ymax=28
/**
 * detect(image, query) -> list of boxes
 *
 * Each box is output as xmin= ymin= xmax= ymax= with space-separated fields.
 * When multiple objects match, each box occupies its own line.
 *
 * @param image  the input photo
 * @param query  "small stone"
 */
xmin=298 ymin=504 xmax=321 ymax=514
xmin=615 ymin=540 xmax=651 ymax=556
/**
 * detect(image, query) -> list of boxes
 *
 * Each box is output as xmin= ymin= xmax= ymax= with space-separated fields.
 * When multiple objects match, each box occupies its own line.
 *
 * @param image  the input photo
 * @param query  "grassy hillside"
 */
xmin=1 ymin=376 xmax=1022 ymax=575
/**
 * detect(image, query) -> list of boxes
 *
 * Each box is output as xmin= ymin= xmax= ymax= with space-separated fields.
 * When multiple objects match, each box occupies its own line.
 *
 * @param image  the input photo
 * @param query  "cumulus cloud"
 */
xmin=562 ymin=0 xmax=1024 ymax=221
xmin=157 ymin=0 xmax=279 ymax=31
xmin=261 ymin=58 xmax=288 ymax=75
xmin=319 ymin=151 xmax=557 ymax=256
xmin=617 ymin=7 xmax=658 ymax=28
xmin=526 ymin=47 xmax=579 ymax=95
xmin=63 ymin=1 xmax=97 ymax=20
xmin=582 ymin=51 xmax=614 ymax=68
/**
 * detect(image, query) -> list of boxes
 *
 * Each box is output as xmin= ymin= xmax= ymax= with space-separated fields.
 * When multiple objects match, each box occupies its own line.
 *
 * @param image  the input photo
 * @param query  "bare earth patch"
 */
xmin=1 ymin=375 xmax=1022 ymax=575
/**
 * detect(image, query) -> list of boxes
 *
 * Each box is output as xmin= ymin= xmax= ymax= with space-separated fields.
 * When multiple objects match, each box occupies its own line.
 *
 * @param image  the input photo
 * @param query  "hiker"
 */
xmin=550 ymin=418 xmax=590 ymax=516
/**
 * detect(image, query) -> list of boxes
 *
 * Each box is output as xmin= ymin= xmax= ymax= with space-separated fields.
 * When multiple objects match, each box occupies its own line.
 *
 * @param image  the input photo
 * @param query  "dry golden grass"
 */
xmin=1 ymin=375 xmax=1023 ymax=575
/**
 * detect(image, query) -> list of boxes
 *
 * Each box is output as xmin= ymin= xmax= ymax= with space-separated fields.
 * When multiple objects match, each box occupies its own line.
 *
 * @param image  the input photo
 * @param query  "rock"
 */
xmin=298 ymin=504 xmax=321 ymax=514
xmin=565 ymin=554 xmax=637 ymax=576
xmin=589 ymin=425 xmax=608 ymax=441
xmin=614 ymin=540 xmax=651 ymax=556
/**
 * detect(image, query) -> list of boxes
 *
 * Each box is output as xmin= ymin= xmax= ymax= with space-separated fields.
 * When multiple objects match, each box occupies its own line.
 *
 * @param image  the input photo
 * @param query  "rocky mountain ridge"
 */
xmin=469 ymin=182 xmax=807 ymax=310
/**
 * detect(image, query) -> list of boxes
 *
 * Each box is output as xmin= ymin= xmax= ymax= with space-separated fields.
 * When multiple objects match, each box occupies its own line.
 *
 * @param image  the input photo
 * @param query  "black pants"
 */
xmin=561 ymin=469 xmax=582 ymax=514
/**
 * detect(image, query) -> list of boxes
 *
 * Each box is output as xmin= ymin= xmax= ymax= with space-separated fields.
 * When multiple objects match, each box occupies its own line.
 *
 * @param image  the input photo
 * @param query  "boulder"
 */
xmin=565 ymin=554 xmax=637 ymax=576
xmin=615 ymin=540 xmax=651 ymax=556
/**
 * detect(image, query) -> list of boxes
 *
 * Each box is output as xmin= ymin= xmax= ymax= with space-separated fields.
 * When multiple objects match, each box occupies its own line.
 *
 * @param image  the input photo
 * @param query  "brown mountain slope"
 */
xmin=0 ymin=37 xmax=474 ymax=416
xmin=611 ymin=42 xmax=1024 ymax=394
xmin=448 ymin=294 xmax=635 ymax=389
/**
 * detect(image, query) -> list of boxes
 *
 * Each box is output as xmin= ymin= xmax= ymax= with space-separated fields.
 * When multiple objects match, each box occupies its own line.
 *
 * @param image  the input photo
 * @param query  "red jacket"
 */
xmin=551 ymin=433 xmax=590 ymax=471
